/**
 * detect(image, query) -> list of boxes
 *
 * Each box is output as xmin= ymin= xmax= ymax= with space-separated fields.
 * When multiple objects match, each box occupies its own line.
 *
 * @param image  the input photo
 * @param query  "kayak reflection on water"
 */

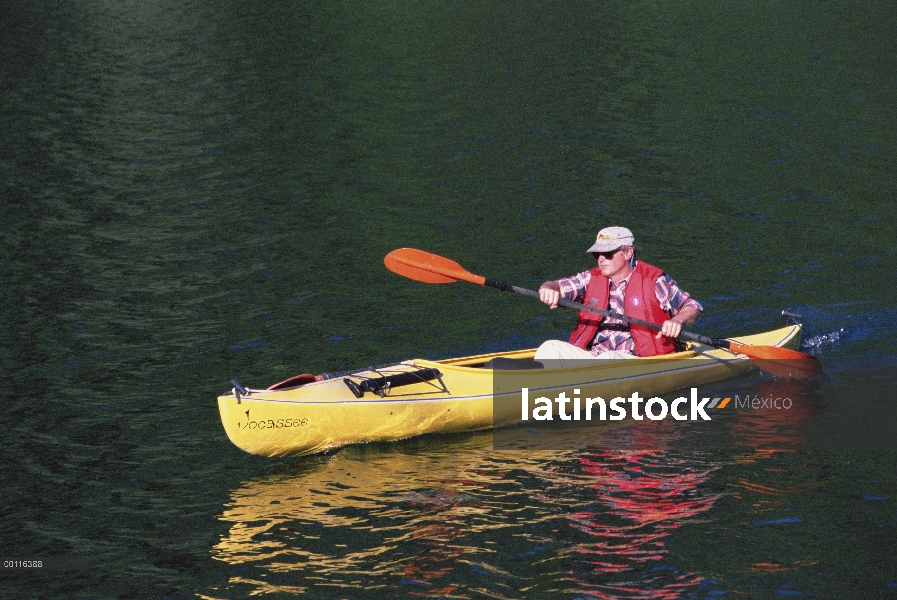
xmin=210 ymin=441 xmax=724 ymax=598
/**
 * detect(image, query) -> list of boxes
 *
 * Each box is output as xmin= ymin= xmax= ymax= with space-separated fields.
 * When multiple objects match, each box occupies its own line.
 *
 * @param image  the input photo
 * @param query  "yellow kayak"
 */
xmin=217 ymin=324 xmax=802 ymax=457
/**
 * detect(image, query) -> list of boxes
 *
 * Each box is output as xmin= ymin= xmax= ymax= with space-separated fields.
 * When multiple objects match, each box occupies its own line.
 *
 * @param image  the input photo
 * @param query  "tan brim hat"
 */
xmin=586 ymin=226 xmax=635 ymax=253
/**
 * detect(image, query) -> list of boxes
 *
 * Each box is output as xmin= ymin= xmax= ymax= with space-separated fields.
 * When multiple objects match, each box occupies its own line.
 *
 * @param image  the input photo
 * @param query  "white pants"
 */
xmin=534 ymin=339 xmax=635 ymax=368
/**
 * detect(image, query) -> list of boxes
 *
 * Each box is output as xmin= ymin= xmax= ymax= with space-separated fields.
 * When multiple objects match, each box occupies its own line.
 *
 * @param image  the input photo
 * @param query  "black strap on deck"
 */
xmin=344 ymin=367 xmax=446 ymax=398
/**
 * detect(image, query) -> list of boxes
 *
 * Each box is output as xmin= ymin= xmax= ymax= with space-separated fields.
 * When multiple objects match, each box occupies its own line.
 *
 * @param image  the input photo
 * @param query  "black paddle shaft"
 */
xmin=482 ymin=278 xmax=730 ymax=350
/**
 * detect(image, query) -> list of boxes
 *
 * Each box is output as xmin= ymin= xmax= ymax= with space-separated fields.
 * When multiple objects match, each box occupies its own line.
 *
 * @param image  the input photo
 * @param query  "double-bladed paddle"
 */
xmin=385 ymin=247 xmax=820 ymax=378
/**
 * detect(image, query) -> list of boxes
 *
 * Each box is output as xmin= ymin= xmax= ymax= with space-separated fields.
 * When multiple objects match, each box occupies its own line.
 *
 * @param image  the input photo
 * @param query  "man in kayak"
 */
xmin=536 ymin=226 xmax=702 ymax=363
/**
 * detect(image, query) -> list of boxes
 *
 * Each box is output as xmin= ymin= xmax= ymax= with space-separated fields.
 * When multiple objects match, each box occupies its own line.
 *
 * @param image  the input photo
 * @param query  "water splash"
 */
xmin=802 ymin=328 xmax=847 ymax=350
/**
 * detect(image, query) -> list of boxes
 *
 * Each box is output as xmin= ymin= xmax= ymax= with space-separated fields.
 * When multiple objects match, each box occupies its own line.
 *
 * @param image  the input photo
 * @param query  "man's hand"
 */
xmin=656 ymin=306 xmax=701 ymax=339
xmin=539 ymin=281 xmax=561 ymax=309
xmin=658 ymin=319 xmax=684 ymax=339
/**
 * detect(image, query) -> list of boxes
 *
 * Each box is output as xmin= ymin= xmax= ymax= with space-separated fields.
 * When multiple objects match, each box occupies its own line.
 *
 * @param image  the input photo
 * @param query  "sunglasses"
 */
xmin=591 ymin=248 xmax=623 ymax=260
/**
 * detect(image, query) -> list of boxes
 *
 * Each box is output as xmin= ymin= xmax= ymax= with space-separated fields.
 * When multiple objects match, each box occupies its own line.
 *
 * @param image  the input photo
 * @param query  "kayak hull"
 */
xmin=217 ymin=325 xmax=803 ymax=457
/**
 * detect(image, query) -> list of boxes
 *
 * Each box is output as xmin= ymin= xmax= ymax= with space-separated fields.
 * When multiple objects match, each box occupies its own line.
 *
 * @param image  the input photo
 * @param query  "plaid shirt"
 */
xmin=556 ymin=263 xmax=703 ymax=355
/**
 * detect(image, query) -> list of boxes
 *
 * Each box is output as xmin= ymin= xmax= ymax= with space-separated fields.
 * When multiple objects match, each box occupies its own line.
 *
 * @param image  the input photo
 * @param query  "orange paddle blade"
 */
xmin=728 ymin=342 xmax=816 ymax=362
xmin=728 ymin=342 xmax=822 ymax=379
xmin=384 ymin=248 xmax=486 ymax=285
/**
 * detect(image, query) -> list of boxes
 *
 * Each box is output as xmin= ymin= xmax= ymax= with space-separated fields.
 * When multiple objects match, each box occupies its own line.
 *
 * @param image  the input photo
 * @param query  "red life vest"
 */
xmin=568 ymin=260 xmax=677 ymax=357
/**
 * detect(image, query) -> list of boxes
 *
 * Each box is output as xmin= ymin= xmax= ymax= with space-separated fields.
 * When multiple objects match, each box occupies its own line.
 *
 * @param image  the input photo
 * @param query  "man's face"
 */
xmin=594 ymin=246 xmax=633 ymax=280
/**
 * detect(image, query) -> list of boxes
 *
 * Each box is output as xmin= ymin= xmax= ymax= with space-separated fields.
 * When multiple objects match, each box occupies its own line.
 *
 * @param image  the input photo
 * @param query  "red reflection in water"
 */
xmin=567 ymin=451 xmax=722 ymax=599
xmin=388 ymin=451 xmax=724 ymax=599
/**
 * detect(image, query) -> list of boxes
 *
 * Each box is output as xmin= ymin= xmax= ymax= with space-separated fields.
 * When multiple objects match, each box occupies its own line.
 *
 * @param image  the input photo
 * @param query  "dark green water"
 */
xmin=1 ymin=0 xmax=895 ymax=598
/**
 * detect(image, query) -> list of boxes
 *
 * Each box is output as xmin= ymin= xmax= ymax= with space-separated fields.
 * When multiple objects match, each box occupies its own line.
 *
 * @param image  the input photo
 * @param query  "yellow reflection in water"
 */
xmin=212 ymin=432 xmax=726 ymax=598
